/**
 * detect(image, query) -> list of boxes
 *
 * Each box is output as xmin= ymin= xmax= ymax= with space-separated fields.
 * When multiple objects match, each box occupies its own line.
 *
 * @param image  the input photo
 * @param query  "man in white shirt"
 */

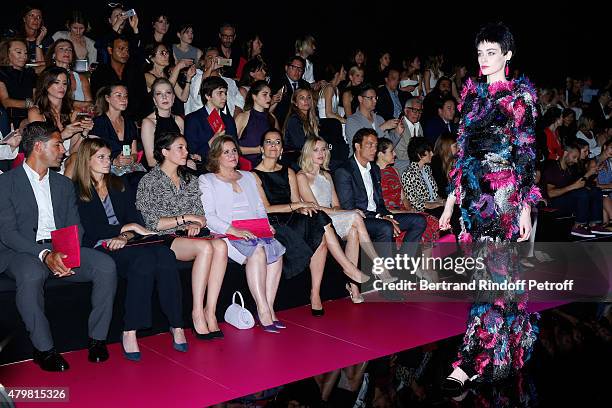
xmin=334 ymin=128 xmax=426 ymax=281
xmin=0 ymin=122 xmax=117 ymax=372
xmin=184 ymin=47 xmax=239 ymax=117
xmin=395 ymin=97 xmax=424 ymax=174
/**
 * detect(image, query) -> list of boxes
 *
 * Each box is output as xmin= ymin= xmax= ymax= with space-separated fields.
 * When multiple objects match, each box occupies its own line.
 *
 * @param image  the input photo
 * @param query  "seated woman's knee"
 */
xmin=194 ymin=240 xmax=214 ymax=255
xmin=211 ymin=239 xmax=228 ymax=254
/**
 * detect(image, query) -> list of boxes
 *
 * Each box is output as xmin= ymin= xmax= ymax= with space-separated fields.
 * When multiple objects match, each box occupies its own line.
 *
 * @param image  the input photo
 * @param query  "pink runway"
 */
xmin=0 ymin=297 xmax=566 ymax=407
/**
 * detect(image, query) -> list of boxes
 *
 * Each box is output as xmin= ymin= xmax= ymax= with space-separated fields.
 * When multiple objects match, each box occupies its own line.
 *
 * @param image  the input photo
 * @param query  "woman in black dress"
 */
xmin=141 ymin=78 xmax=184 ymax=169
xmin=253 ymin=130 xmax=369 ymax=316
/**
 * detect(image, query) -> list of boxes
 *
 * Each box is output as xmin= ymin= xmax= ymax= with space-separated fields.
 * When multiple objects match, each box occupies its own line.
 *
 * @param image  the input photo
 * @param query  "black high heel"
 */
xmin=192 ymin=327 xmax=216 ymax=340
xmin=311 ymin=307 xmax=325 ymax=317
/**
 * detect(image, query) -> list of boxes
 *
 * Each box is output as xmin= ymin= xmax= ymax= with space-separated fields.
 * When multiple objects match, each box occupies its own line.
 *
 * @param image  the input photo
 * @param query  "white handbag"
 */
xmin=224 ymin=291 xmax=255 ymax=329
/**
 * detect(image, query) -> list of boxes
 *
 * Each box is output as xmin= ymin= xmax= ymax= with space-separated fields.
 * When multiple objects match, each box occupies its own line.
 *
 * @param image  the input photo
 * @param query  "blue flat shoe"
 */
xmin=273 ymin=320 xmax=287 ymax=329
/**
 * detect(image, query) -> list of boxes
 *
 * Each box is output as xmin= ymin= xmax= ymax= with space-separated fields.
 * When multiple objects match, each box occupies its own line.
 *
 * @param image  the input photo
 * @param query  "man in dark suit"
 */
xmin=270 ymin=56 xmax=311 ymax=128
xmin=0 ymin=122 xmax=117 ymax=371
xmin=334 ymin=128 xmax=426 ymax=279
xmin=184 ymin=76 xmax=238 ymax=159
xmin=376 ymin=67 xmax=410 ymax=121
xmin=424 ymin=96 xmax=458 ymax=147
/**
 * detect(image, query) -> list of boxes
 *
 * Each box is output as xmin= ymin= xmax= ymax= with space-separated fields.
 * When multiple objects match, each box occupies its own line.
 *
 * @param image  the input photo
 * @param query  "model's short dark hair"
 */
xmin=22 ymin=121 xmax=59 ymax=157
xmin=408 ymin=137 xmax=433 ymax=162
xmin=200 ymin=76 xmax=228 ymax=104
xmin=474 ymin=22 xmax=515 ymax=55
xmin=352 ymin=128 xmax=377 ymax=151
xmin=565 ymin=142 xmax=582 ymax=152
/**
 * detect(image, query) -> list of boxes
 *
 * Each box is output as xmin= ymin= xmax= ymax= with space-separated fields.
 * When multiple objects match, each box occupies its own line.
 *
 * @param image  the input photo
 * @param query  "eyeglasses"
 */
xmin=406 ymin=107 xmax=423 ymax=113
xmin=361 ymin=95 xmax=377 ymax=101
xmin=264 ymin=139 xmax=282 ymax=145
xmin=288 ymin=64 xmax=304 ymax=72
xmin=157 ymin=50 xmax=169 ymax=56
xmin=220 ymin=34 xmax=235 ymax=40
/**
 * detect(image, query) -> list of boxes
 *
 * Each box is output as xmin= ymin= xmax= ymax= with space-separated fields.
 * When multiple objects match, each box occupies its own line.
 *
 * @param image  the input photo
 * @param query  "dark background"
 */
xmin=1 ymin=0 xmax=609 ymax=88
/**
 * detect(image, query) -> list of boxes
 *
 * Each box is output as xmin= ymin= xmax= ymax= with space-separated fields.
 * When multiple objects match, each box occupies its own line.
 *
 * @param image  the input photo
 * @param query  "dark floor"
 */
xmin=221 ymin=302 xmax=611 ymax=408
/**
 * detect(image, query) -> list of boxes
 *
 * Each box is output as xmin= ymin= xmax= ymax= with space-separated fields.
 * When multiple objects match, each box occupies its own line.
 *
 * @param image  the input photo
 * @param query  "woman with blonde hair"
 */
xmin=423 ymin=54 xmax=444 ymax=95
xmin=0 ymin=38 xmax=37 ymax=128
xmin=297 ymin=136 xmax=394 ymax=302
xmin=254 ymin=130 xmax=370 ymax=315
xmin=341 ymin=66 xmax=364 ymax=117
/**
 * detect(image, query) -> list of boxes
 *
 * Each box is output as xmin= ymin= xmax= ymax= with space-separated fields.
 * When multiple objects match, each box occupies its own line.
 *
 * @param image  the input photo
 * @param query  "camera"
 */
xmin=122 ymin=9 xmax=136 ymax=17
xmin=217 ymin=57 xmax=232 ymax=67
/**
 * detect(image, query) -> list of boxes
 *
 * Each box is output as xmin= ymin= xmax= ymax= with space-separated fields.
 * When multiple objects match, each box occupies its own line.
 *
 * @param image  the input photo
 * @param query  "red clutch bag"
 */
xmin=51 ymin=225 xmax=81 ymax=268
xmin=207 ymin=108 xmax=225 ymax=134
xmin=226 ymin=219 xmax=273 ymax=240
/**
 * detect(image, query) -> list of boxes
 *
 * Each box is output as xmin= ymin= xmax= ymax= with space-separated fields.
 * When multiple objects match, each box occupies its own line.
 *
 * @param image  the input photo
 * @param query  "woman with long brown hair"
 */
xmin=46 ymin=39 xmax=93 ymax=109
xmin=234 ymin=80 xmax=278 ymax=166
xmin=27 ymin=66 xmax=92 ymax=174
xmin=283 ymin=88 xmax=319 ymax=153
xmin=73 ymin=138 xmax=187 ymax=361
xmin=431 ymin=133 xmax=458 ymax=199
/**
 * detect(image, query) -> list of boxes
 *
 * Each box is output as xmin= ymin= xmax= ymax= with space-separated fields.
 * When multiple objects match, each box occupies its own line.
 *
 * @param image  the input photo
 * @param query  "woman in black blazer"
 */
xmin=73 ymin=138 xmax=186 ymax=362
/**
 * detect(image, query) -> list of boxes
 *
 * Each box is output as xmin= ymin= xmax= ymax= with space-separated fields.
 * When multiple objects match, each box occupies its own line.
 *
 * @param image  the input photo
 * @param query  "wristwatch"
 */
xmin=35 ymin=44 xmax=43 ymax=49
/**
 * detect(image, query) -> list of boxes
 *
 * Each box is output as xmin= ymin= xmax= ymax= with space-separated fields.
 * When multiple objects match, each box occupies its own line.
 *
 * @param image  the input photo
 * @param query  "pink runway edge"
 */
xmin=0 ymin=296 xmax=566 ymax=407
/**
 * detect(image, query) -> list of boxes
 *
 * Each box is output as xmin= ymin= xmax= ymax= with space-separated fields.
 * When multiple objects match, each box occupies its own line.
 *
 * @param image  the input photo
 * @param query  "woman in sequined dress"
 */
xmin=438 ymin=23 xmax=541 ymax=393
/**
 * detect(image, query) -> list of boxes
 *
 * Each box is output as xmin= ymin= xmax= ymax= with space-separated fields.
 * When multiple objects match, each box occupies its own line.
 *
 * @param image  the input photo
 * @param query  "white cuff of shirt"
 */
xmin=39 ymin=249 xmax=50 ymax=263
